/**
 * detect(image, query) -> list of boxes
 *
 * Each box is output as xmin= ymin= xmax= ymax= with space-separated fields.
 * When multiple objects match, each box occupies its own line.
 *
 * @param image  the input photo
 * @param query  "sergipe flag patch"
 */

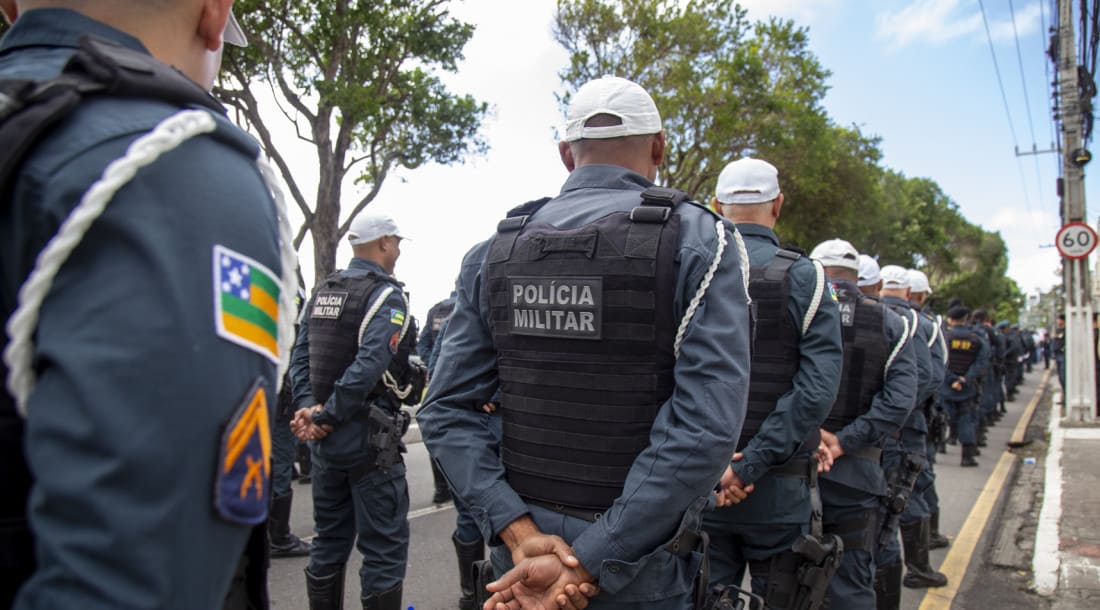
xmin=214 ymin=245 xmax=281 ymax=363
xmin=389 ymin=309 xmax=405 ymax=325
xmin=215 ymin=378 xmax=272 ymax=525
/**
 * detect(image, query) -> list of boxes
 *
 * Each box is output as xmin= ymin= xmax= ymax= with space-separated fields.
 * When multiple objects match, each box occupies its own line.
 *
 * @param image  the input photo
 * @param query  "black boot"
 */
xmin=306 ymin=566 xmax=345 ymax=610
xmin=298 ymin=443 xmax=313 ymax=485
xmin=454 ymin=534 xmax=485 ymax=610
xmin=361 ymin=583 xmax=402 ymax=610
xmin=874 ymin=561 xmax=903 ymax=610
xmin=431 ymin=461 xmax=452 ymax=504
xmin=960 ymin=444 xmax=979 ymax=467
xmin=269 ymin=492 xmax=311 ymax=558
xmin=928 ymin=512 xmax=950 ymax=549
xmin=901 ymin=518 xmax=948 ymax=589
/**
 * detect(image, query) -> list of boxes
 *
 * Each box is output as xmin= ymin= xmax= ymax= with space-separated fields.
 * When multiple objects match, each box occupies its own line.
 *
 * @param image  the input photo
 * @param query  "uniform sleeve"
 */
xmin=17 ymin=124 xmax=280 ymax=608
xmin=313 ymin=285 xmax=404 ymax=427
xmin=416 ymin=307 xmax=435 ymax=361
xmin=926 ymin=322 xmax=947 ymax=391
xmin=734 ymin=260 xmax=842 ymax=486
xmin=569 ymin=216 xmax=752 ymax=578
xmin=289 ymin=295 xmax=317 ymax=409
xmin=964 ymin=334 xmax=992 ymax=388
xmin=836 ymin=308 xmax=918 ymax=451
xmin=911 ymin=318 xmax=934 ymax=406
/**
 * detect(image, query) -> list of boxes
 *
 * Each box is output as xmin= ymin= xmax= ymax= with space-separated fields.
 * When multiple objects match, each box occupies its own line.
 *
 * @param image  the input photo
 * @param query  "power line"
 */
xmin=979 ymin=0 xmax=1041 ymax=235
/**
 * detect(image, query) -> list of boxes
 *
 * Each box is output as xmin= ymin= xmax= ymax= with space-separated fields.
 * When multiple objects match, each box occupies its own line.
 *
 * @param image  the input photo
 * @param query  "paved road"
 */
xmin=269 ymin=370 xmax=1046 ymax=609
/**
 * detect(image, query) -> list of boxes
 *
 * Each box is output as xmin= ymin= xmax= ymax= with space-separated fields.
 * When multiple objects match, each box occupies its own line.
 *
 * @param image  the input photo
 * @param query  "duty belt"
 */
xmin=524 ymin=498 xmax=605 ymax=523
xmin=846 ymin=446 xmax=882 ymax=463
xmin=767 ymin=457 xmax=813 ymax=479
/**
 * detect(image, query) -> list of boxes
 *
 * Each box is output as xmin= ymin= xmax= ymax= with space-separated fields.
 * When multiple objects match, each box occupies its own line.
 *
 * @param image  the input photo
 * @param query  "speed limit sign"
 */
xmin=1056 ymin=222 xmax=1098 ymax=259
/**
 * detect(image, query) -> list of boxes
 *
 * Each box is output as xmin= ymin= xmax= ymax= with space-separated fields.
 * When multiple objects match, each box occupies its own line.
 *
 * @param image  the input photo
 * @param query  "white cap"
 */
xmin=857 ymin=255 xmax=881 ymax=287
xmin=715 ymin=158 xmax=781 ymax=204
xmin=562 ymin=77 xmax=662 ymax=142
xmin=224 ymin=10 xmax=247 ymax=47
xmin=880 ymin=265 xmax=911 ymax=289
xmin=347 ymin=213 xmax=405 ymax=246
xmin=907 ymin=269 xmax=932 ymax=294
xmin=810 ymin=239 xmax=860 ymax=272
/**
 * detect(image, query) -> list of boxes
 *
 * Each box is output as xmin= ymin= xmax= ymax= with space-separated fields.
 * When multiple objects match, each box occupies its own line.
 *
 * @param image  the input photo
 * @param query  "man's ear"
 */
xmin=650 ymin=131 xmax=666 ymax=166
xmin=559 ymin=141 xmax=576 ymax=172
xmin=197 ymin=0 xmax=233 ymax=51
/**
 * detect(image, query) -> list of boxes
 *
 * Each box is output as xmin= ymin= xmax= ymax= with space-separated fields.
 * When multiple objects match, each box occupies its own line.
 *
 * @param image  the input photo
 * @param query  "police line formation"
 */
xmin=0 ymin=4 xmax=1046 ymax=610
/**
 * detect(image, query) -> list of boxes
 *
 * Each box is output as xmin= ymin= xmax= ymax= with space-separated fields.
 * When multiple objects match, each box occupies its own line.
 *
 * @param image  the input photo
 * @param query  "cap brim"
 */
xmin=224 ymin=10 xmax=248 ymax=47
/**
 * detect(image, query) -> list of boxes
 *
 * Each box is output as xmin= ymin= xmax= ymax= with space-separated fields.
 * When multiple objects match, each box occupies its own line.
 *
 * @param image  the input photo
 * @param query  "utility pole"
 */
xmin=1054 ymin=0 xmax=1096 ymax=421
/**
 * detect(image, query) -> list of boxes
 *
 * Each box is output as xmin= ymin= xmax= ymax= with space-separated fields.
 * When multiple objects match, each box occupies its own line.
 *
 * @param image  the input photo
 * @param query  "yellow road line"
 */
xmin=918 ymin=450 xmax=1016 ymax=610
xmin=1009 ymin=369 xmax=1052 ymax=446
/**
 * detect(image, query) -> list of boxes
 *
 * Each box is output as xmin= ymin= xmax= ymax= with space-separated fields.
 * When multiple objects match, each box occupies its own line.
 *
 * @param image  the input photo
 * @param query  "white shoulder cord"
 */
xmin=255 ymin=156 xmax=300 ymax=390
xmin=4 ymin=110 xmax=218 ymax=417
xmin=801 ymin=259 xmax=825 ymax=336
xmin=926 ymin=317 xmax=940 ymax=348
xmin=674 ymin=220 xmax=740 ymax=359
xmin=355 ymin=285 xmax=415 ymax=401
xmin=883 ymin=313 xmax=911 ymax=374
xmin=907 ymin=310 xmax=920 ymax=340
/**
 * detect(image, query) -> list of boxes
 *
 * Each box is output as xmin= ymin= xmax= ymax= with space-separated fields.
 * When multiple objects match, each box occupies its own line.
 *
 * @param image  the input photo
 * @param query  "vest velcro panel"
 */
xmin=946 ymin=327 xmax=981 ymax=377
xmin=823 ymin=289 xmax=889 ymax=432
xmin=487 ymin=199 xmax=680 ymax=511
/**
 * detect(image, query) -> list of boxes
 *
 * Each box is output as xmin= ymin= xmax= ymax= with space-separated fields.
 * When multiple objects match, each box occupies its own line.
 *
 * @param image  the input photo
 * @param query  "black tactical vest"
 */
xmin=486 ymin=188 xmax=686 ymax=511
xmin=307 ymin=271 xmax=414 ymax=408
xmin=0 ymin=35 xmax=228 ymax=586
xmin=822 ymin=284 xmax=889 ymax=432
xmin=946 ymin=326 xmax=982 ymax=377
xmin=739 ymin=249 xmax=802 ymax=451
xmin=427 ymin=300 xmax=456 ymax=344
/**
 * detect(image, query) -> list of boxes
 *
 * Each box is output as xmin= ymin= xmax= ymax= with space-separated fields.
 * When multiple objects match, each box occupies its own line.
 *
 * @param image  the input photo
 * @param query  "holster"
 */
xmin=877 ymin=452 xmax=926 ymax=550
xmin=471 ymin=559 xmax=495 ymax=610
xmin=348 ymin=405 xmax=410 ymax=482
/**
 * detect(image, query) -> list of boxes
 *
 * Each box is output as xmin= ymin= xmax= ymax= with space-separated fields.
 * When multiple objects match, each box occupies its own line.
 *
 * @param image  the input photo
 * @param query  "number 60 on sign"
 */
xmin=1056 ymin=222 xmax=1098 ymax=259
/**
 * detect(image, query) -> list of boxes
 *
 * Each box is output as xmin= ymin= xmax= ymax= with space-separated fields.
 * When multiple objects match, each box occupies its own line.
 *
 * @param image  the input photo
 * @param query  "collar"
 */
xmin=348 ymin=257 xmax=390 ymax=276
xmin=734 ymin=223 xmax=780 ymax=246
xmin=881 ymin=295 xmax=912 ymax=309
xmin=559 ymin=164 xmax=653 ymax=194
xmin=0 ymin=8 xmax=148 ymax=56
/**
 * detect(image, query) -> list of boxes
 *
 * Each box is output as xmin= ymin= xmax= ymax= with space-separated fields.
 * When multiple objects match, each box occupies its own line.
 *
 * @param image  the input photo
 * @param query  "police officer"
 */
xmin=1052 ymin=314 xmax=1066 ymax=392
xmin=965 ymin=310 xmax=993 ymax=450
xmin=1001 ymin=322 xmax=1024 ymax=401
xmin=703 ymin=158 xmax=844 ymax=609
xmin=269 ymin=288 xmax=312 ymax=558
xmin=906 ymin=270 xmax=950 ymax=550
xmin=419 ymin=293 xmax=457 ymax=505
xmin=872 ymin=267 xmax=948 ymax=604
xmin=941 ymin=308 xmax=991 ymax=468
xmin=0 ymin=2 xmax=294 ymax=608
xmin=419 ymin=76 xmax=753 ymax=609
xmin=971 ymin=310 xmax=1004 ymax=430
xmin=809 ymin=240 xmax=917 ymax=610
xmin=289 ymin=213 xmax=416 ymax=610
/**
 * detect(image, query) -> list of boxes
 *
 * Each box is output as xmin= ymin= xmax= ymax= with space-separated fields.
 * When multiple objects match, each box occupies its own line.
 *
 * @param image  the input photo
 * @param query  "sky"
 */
xmin=263 ymin=0 xmax=1093 ymax=324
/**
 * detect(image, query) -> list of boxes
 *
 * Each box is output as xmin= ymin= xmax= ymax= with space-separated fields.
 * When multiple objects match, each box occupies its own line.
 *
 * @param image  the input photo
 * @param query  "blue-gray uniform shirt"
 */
xmin=0 ymin=9 xmax=284 ymax=609
xmin=941 ymin=323 xmax=991 ymax=401
xmin=418 ymin=293 xmax=456 ymax=363
xmin=288 ymin=258 xmax=407 ymax=464
xmin=732 ymin=224 xmax=843 ymax=486
xmin=882 ymin=296 xmax=932 ymax=438
xmin=418 ymin=164 xmax=753 ymax=588
xmin=821 ymin=280 xmax=918 ymax=496
xmin=970 ymin=322 xmax=993 ymax=378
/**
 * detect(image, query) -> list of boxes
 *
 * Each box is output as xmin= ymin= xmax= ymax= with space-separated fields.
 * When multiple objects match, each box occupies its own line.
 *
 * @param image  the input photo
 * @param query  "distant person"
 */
xmin=289 ymin=213 xmax=418 ymax=609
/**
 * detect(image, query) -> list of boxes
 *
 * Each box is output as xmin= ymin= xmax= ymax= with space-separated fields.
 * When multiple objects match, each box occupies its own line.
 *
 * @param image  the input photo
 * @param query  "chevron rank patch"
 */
xmin=214 ymin=379 xmax=272 ymax=525
xmin=213 ymin=245 xmax=281 ymax=364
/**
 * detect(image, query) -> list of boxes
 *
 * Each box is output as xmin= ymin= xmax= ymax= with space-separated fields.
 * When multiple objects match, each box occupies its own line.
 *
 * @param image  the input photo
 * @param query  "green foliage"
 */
xmin=218 ymin=0 xmax=487 ymax=282
xmin=554 ymin=0 xmax=1022 ymax=314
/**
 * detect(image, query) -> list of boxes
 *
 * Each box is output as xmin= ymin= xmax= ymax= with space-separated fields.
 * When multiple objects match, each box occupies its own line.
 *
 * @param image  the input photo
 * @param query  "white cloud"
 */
xmin=737 ymin=0 xmax=842 ymax=24
xmin=875 ymin=0 xmax=1043 ymax=48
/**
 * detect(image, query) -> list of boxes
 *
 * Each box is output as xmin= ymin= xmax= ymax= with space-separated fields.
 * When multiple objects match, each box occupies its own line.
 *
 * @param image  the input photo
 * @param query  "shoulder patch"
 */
xmin=213 ymin=245 xmax=282 ymax=363
xmin=389 ymin=308 xmax=406 ymax=325
xmin=215 ymin=378 xmax=272 ymax=525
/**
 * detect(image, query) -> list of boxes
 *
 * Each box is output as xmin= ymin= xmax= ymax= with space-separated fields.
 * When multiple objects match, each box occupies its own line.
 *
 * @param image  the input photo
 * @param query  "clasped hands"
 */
xmin=715 ymin=431 xmax=844 ymax=506
xmin=483 ymin=523 xmax=599 ymax=610
xmin=291 ymin=404 xmax=333 ymax=441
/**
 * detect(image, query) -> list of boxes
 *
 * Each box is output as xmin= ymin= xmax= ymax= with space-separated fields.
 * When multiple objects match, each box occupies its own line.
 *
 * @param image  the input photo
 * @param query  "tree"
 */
xmin=554 ymin=0 xmax=831 ymax=197
xmin=217 ymin=0 xmax=487 ymax=283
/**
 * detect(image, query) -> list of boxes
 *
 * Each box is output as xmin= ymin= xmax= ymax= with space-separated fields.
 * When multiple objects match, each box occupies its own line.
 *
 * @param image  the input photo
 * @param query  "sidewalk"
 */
xmin=1035 ymin=381 xmax=1100 ymax=609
